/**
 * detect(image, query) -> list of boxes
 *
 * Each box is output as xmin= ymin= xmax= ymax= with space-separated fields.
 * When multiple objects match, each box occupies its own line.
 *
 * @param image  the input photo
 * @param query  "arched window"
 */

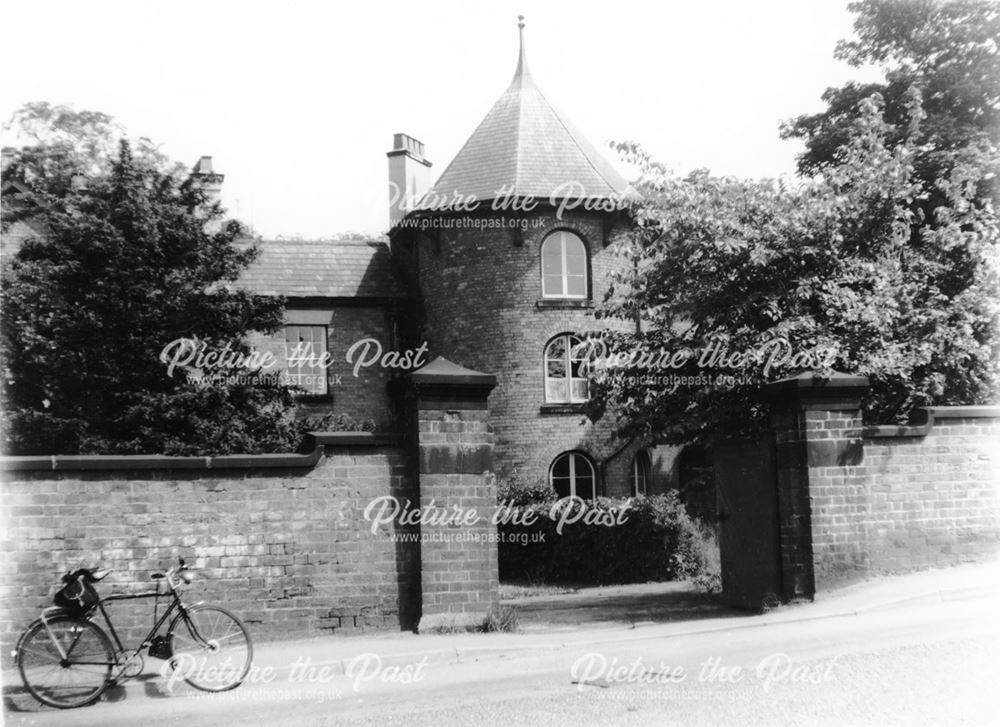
xmin=549 ymin=452 xmax=596 ymax=500
xmin=541 ymin=230 xmax=587 ymax=299
xmin=544 ymin=334 xmax=590 ymax=403
xmin=632 ymin=450 xmax=651 ymax=496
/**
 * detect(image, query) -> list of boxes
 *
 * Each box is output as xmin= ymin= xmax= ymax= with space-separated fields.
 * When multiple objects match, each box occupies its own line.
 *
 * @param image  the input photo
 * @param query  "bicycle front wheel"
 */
xmin=167 ymin=605 xmax=252 ymax=692
xmin=17 ymin=614 xmax=114 ymax=709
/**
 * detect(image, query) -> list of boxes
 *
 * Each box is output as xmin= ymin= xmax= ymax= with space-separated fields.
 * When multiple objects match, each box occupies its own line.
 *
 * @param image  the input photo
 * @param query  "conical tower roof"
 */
xmin=418 ymin=17 xmax=628 ymax=209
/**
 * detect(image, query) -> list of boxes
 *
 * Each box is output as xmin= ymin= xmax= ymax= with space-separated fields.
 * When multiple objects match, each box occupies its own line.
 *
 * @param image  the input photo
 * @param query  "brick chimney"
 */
xmin=387 ymin=134 xmax=432 ymax=228
xmin=191 ymin=156 xmax=225 ymax=233
xmin=191 ymin=156 xmax=224 ymax=206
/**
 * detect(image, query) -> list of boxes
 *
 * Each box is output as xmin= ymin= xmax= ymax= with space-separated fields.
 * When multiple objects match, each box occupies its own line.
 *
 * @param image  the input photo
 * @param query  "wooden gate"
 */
xmin=713 ymin=435 xmax=783 ymax=610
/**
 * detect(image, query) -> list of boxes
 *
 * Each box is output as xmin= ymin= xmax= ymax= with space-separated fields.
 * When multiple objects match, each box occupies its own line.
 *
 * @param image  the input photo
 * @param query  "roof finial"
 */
xmin=514 ymin=15 xmax=530 ymax=84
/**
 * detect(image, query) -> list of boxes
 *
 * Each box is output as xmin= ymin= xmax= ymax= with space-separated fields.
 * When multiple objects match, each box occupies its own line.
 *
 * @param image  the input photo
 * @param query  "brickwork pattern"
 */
xmin=416 ymin=408 xmax=499 ymax=628
xmin=246 ymin=304 xmax=399 ymax=426
xmin=808 ymin=413 xmax=1000 ymax=584
xmin=404 ymin=208 xmax=676 ymax=496
xmin=0 ymin=446 xmax=418 ymax=662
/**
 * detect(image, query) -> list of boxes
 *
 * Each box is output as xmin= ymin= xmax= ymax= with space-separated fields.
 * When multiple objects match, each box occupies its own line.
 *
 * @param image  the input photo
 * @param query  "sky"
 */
xmin=0 ymin=0 xmax=882 ymax=239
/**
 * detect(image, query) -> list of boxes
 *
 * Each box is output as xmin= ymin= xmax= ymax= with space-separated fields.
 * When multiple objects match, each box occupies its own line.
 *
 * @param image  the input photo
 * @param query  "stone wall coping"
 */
xmin=303 ymin=432 xmax=404 ymax=447
xmin=862 ymin=423 xmax=932 ymax=439
xmin=391 ymin=356 xmax=497 ymax=408
xmin=409 ymin=356 xmax=497 ymax=387
xmin=0 ymin=448 xmax=322 ymax=472
xmin=0 ymin=431 xmax=405 ymax=472
xmin=926 ymin=405 xmax=1000 ymax=419
xmin=863 ymin=405 xmax=1000 ymax=439
xmin=766 ymin=370 xmax=870 ymax=395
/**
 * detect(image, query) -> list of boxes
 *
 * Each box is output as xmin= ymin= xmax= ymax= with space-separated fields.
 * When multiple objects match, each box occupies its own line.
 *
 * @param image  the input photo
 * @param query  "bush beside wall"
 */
xmin=497 ymin=477 xmax=717 ymax=585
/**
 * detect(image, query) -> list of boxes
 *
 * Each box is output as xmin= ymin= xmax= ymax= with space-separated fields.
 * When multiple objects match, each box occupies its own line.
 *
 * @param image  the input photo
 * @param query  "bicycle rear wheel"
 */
xmin=17 ymin=614 xmax=113 ymax=708
xmin=167 ymin=604 xmax=252 ymax=692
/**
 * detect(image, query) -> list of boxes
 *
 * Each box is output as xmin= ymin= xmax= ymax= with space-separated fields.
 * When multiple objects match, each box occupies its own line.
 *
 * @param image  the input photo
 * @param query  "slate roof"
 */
xmin=1 ymin=181 xmax=47 ymax=262
xmin=237 ymin=239 xmax=403 ymax=299
xmin=417 ymin=23 xmax=628 ymax=209
xmin=0 ymin=218 xmax=46 ymax=262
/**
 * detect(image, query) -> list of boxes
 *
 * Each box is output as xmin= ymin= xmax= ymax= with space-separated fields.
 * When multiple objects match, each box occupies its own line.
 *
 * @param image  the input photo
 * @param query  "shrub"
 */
xmin=497 ymin=483 xmax=719 ymax=587
xmin=480 ymin=604 xmax=519 ymax=633
xmin=494 ymin=472 xmax=556 ymax=507
xmin=688 ymin=523 xmax=722 ymax=594
xmin=296 ymin=412 xmax=378 ymax=434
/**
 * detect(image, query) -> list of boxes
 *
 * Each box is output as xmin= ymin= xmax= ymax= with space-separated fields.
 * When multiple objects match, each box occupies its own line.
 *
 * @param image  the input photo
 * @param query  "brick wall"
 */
xmin=416 ymin=409 xmax=499 ymax=630
xmin=765 ymin=373 xmax=1000 ymax=596
xmin=810 ymin=409 xmax=1000 ymax=585
xmin=0 ymin=439 xmax=418 ymax=660
xmin=406 ymin=356 xmax=501 ymax=631
xmin=1 ymin=358 xmax=503 ymax=662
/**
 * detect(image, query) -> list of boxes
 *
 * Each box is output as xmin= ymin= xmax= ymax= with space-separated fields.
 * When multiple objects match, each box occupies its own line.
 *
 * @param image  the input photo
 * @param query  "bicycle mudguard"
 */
xmin=12 ymin=608 xmax=78 ymax=664
xmin=11 ymin=623 xmax=33 ymax=664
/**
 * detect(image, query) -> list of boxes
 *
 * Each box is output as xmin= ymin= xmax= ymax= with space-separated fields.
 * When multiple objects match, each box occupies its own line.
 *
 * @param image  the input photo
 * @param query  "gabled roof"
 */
xmin=0 ymin=218 xmax=47 ymax=263
xmin=237 ymin=239 xmax=404 ymax=299
xmin=1 ymin=179 xmax=47 ymax=262
xmin=417 ymin=19 xmax=628 ymax=209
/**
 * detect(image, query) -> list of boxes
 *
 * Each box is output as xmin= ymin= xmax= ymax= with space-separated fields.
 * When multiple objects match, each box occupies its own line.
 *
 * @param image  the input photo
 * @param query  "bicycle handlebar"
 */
xmin=64 ymin=558 xmax=192 ymax=590
xmin=165 ymin=557 xmax=194 ymax=590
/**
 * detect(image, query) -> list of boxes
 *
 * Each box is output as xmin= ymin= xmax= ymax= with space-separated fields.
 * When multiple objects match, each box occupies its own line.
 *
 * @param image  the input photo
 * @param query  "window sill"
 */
xmin=540 ymin=403 xmax=588 ymax=415
xmin=295 ymin=394 xmax=333 ymax=403
xmin=536 ymin=299 xmax=593 ymax=309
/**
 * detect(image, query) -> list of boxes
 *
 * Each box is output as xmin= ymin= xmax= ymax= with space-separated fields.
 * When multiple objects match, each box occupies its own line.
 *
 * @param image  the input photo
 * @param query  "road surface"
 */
xmin=3 ymin=589 xmax=997 ymax=726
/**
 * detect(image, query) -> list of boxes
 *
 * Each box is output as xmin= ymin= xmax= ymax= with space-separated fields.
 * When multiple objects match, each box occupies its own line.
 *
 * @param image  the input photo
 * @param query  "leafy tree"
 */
xmin=594 ymin=90 xmax=999 ymax=446
xmin=782 ymin=0 xmax=999 ymax=310
xmin=782 ymin=0 xmax=999 ymax=207
xmin=2 ymin=110 xmax=299 ymax=455
xmin=3 ymin=101 xmax=175 ymax=197
xmin=590 ymin=0 xmax=1000 ymax=447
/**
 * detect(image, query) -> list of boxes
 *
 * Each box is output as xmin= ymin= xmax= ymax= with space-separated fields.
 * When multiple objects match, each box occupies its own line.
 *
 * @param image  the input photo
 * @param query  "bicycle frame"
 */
xmin=98 ymin=587 xmax=183 ymax=663
xmin=16 ymin=559 xmax=252 ymax=709
xmin=24 ymin=569 xmax=206 ymax=678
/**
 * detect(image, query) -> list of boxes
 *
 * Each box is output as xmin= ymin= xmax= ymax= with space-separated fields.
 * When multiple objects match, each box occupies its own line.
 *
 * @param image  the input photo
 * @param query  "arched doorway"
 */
xmin=677 ymin=444 xmax=716 ymax=523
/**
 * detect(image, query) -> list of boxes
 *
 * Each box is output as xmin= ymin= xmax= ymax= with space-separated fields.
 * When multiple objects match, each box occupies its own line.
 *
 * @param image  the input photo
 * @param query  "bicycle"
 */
xmin=13 ymin=557 xmax=253 ymax=709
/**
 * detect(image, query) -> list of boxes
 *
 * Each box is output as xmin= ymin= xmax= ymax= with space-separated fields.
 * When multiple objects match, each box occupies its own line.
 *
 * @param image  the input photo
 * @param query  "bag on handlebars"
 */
xmin=54 ymin=573 xmax=99 ymax=616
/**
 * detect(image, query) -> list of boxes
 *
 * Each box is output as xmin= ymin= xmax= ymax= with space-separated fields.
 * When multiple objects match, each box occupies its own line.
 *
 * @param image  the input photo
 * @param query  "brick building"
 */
xmin=2 ymin=21 xmax=996 ymax=643
xmin=1 ymin=21 xmax=685 ymax=500
xmin=238 ymin=238 xmax=407 ymax=430
xmin=239 ymin=19 xmax=681 ymax=498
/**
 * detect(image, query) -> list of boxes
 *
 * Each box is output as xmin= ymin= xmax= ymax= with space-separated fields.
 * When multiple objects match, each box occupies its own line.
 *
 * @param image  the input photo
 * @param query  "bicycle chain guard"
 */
xmin=148 ymin=634 xmax=173 ymax=660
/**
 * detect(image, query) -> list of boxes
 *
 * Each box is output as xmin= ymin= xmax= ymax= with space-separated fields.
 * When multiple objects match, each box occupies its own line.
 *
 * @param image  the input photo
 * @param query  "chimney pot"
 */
xmin=387 ymin=133 xmax=432 ymax=229
xmin=191 ymin=155 xmax=224 ymax=233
